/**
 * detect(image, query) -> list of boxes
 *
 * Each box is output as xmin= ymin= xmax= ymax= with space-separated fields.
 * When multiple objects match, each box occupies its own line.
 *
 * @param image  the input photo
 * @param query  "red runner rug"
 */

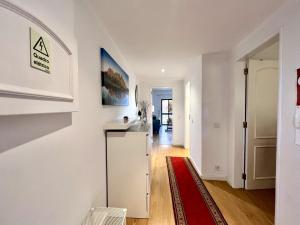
xmin=166 ymin=157 xmax=227 ymax=225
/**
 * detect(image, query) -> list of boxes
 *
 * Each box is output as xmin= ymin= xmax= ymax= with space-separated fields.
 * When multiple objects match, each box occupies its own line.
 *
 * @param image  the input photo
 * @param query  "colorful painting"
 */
xmin=101 ymin=48 xmax=129 ymax=106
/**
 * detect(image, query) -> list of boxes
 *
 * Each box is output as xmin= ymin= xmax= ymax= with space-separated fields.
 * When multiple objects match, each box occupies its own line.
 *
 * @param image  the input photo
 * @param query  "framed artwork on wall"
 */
xmin=100 ymin=48 xmax=129 ymax=106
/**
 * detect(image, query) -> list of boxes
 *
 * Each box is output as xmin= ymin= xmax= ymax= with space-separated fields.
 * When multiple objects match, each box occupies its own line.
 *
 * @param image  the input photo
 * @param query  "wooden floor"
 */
xmin=127 ymin=145 xmax=275 ymax=225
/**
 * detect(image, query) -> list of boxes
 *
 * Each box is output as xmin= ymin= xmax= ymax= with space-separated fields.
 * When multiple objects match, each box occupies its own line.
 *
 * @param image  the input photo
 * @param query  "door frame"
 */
xmin=150 ymin=87 xmax=173 ymax=143
xmin=185 ymin=81 xmax=191 ymax=150
xmin=242 ymin=60 xmax=249 ymax=189
xmin=238 ymin=32 xmax=283 ymax=224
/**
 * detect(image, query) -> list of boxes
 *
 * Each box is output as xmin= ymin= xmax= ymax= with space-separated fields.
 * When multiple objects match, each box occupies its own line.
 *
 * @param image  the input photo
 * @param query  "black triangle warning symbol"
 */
xmin=33 ymin=37 xmax=49 ymax=57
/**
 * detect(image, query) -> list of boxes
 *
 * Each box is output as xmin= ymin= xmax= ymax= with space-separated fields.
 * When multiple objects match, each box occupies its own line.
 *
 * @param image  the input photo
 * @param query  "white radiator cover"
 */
xmin=82 ymin=207 xmax=127 ymax=225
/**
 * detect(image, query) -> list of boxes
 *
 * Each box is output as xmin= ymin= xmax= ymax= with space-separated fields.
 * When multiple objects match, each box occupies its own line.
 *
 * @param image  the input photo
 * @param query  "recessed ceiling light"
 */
xmin=161 ymin=68 xmax=165 ymax=73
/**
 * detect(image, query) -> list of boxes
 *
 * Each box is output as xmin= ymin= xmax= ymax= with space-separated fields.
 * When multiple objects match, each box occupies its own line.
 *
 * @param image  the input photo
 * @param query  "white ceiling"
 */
xmin=88 ymin=0 xmax=287 ymax=79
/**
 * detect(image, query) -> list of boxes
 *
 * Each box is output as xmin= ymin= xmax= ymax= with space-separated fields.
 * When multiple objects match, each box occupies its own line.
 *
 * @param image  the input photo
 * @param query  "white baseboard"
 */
xmin=201 ymin=175 xmax=227 ymax=181
xmin=229 ymin=181 xmax=244 ymax=189
xmin=189 ymin=157 xmax=227 ymax=181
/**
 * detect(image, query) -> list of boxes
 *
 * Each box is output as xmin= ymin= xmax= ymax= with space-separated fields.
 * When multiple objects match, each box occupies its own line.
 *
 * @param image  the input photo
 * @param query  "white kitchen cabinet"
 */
xmin=105 ymin=123 xmax=151 ymax=218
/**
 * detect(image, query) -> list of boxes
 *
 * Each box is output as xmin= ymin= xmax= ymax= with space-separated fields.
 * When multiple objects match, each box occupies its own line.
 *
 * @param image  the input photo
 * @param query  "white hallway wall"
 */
xmin=0 ymin=1 xmax=137 ymax=225
xmin=139 ymin=79 xmax=184 ymax=146
xmin=185 ymin=54 xmax=230 ymax=180
xmin=185 ymin=56 xmax=203 ymax=175
xmin=202 ymin=52 xmax=230 ymax=180
xmin=227 ymin=58 xmax=245 ymax=188
xmin=229 ymin=0 xmax=300 ymax=224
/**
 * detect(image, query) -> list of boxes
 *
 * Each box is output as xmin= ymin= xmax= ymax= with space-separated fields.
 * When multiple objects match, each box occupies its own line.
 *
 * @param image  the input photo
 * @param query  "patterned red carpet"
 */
xmin=166 ymin=157 xmax=227 ymax=225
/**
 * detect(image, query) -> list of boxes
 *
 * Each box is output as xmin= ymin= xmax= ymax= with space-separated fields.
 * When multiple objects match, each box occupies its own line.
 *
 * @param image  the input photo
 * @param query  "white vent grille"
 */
xmin=82 ymin=207 xmax=127 ymax=225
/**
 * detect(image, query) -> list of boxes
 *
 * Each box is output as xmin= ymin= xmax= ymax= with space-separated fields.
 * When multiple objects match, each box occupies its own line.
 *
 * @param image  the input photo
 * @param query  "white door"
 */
xmin=185 ymin=81 xmax=191 ymax=149
xmin=246 ymin=60 xmax=278 ymax=190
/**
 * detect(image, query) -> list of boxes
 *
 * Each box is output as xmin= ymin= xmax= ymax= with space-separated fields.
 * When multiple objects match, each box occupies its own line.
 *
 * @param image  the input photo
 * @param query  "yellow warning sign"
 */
xmin=30 ymin=28 xmax=51 ymax=73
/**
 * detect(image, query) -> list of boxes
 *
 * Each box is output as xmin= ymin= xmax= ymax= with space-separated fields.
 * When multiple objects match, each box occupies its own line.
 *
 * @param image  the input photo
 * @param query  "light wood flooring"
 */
xmin=127 ymin=145 xmax=275 ymax=225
